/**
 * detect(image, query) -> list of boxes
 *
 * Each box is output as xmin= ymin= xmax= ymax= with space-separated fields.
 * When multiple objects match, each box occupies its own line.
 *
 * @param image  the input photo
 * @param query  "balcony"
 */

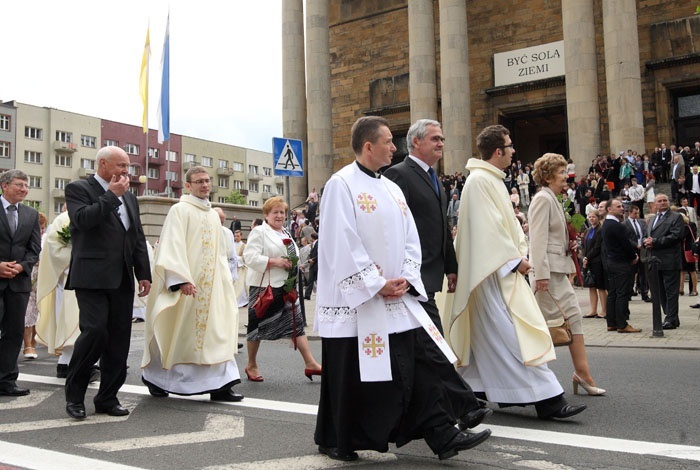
xmin=261 ymin=191 xmax=273 ymax=200
xmin=274 ymin=176 xmax=285 ymax=185
xmin=129 ymin=174 xmax=144 ymax=184
xmin=78 ymin=168 xmax=95 ymax=178
xmin=248 ymin=172 xmax=262 ymax=181
xmin=210 ymin=186 xmax=219 ymax=194
xmin=51 ymin=188 xmax=65 ymax=199
xmin=217 ymin=167 xmax=234 ymax=177
xmin=183 ymin=161 xmax=200 ymax=170
xmin=168 ymin=179 xmax=182 ymax=189
xmin=53 ymin=141 xmax=77 ymax=153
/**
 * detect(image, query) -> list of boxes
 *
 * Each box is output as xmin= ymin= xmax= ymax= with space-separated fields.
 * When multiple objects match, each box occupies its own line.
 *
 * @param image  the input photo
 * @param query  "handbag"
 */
xmin=684 ymin=224 xmax=698 ymax=264
xmin=583 ymin=268 xmax=596 ymax=288
xmin=252 ymin=269 xmax=274 ymax=319
xmin=543 ymin=290 xmax=573 ymax=347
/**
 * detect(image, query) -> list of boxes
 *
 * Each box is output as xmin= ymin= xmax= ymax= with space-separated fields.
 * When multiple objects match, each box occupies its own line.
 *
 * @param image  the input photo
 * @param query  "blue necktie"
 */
xmin=427 ymin=167 xmax=440 ymax=196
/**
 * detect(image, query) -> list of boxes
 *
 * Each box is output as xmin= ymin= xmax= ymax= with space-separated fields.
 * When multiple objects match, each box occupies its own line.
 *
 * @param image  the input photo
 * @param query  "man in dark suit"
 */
xmin=64 ymin=146 xmax=151 ymax=419
xmin=303 ymin=232 xmax=318 ymax=300
xmin=644 ymin=193 xmax=685 ymax=329
xmin=0 ymin=170 xmax=41 ymax=397
xmin=624 ymin=205 xmax=650 ymax=302
xmin=229 ymin=215 xmax=242 ymax=233
xmin=384 ymin=119 xmax=490 ymax=432
xmin=660 ymin=143 xmax=672 ymax=183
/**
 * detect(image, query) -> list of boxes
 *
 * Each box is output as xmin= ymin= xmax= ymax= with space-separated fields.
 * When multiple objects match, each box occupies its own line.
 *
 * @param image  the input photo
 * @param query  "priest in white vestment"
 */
xmin=313 ymin=116 xmax=490 ymax=463
xmin=446 ymin=125 xmax=586 ymax=420
xmin=141 ymin=166 xmax=242 ymax=402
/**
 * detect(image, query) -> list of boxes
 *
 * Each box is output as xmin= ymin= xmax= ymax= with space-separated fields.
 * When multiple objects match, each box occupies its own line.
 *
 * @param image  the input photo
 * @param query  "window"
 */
xmin=80 ymin=135 xmax=96 ymax=148
xmin=166 ymin=171 xmax=178 ymax=182
xmin=28 ymin=175 xmax=42 ymax=188
xmin=218 ymin=197 xmax=227 ymax=204
xmin=54 ymin=201 xmax=64 ymax=214
xmin=248 ymin=182 xmax=258 ymax=192
xmin=233 ymin=162 xmax=243 ymax=172
xmin=276 ymin=185 xmax=284 ymax=195
xmin=148 ymin=167 xmax=160 ymax=179
xmin=218 ymin=160 xmax=229 ymax=168
xmin=185 ymin=153 xmax=196 ymax=163
xmin=233 ymin=180 xmax=244 ymax=190
xmin=128 ymin=165 xmax=139 ymax=176
xmin=24 ymin=200 xmax=41 ymax=210
xmin=81 ymin=158 xmax=95 ymax=170
xmin=105 ymin=139 xmax=118 ymax=147
xmin=0 ymin=115 xmax=10 ymax=131
xmin=24 ymin=151 xmax=42 ymax=164
xmin=218 ymin=178 xmax=229 ymax=188
xmin=249 ymin=200 xmax=259 ymax=207
xmin=263 ymin=184 xmax=271 ymax=193
xmin=248 ymin=164 xmax=258 ymax=174
xmin=128 ymin=187 xmax=139 ymax=195
xmin=148 ymin=148 xmax=159 ymax=159
xmin=55 ymin=131 xmax=72 ymax=143
xmin=25 ymin=127 xmax=43 ymax=140
xmin=124 ymin=143 xmax=139 ymax=155
xmin=0 ymin=141 xmax=10 ymax=158
xmin=55 ymin=178 xmax=70 ymax=190
xmin=166 ymin=151 xmax=178 ymax=162
xmin=263 ymin=167 xmax=272 ymax=176
xmin=55 ymin=154 xmax=72 ymax=167
xmin=201 ymin=156 xmax=213 ymax=167
xmin=146 ymin=188 xmax=159 ymax=196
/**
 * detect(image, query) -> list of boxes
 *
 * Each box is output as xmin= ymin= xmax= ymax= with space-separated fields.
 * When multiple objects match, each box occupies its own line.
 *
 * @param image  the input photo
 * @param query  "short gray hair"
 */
xmin=0 ymin=169 xmax=28 ymax=186
xmin=96 ymin=146 xmax=122 ymax=164
xmin=406 ymin=119 xmax=442 ymax=152
xmin=185 ymin=166 xmax=209 ymax=183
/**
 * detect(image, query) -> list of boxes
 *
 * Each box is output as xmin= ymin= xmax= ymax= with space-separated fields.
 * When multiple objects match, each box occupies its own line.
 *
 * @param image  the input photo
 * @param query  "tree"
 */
xmin=225 ymin=190 xmax=246 ymax=205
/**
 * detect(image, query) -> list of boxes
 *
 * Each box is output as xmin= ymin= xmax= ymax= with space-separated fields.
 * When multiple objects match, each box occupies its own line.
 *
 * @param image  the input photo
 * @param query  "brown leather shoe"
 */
xmin=607 ymin=326 xmax=617 ymax=331
xmin=617 ymin=324 xmax=642 ymax=333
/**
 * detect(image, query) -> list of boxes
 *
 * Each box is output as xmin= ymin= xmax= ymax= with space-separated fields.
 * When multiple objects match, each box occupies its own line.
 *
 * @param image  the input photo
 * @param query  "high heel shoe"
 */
xmin=304 ymin=368 xmax=322 ymax=381
xmin=572 ymin=373 xmax=606 ymax=396
xmin=23 ymin=347 xmax=38 ymax=360
xmin=244 ymin=367 xmax=264 ymax=382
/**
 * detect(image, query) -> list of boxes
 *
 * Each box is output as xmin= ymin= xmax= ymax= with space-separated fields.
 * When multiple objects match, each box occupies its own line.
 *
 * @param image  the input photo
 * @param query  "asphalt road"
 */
xmin=2 ymin=331 xmax=699 ymax=470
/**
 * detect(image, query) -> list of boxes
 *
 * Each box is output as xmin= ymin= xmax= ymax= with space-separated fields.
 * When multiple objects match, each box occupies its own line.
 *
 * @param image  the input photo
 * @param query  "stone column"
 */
xmin=409 ymin=0 xmax=438 ymax=121
xmin=562 ymin=0 xmax=601 ymax=173
xmin=602 ymin=0 xmax=645 ymax=154
xmin=305 ymin=0 xmax=334 ymax=199
xmin=439 ymin=0 xmax=471 ymax=174
xmin=282 ymin=0 xmax=307 ymax=208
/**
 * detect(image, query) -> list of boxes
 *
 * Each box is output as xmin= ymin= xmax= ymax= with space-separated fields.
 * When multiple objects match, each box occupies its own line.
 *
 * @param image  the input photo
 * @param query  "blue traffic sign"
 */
xmin=272 ymin=137 xmax=304 ymax=177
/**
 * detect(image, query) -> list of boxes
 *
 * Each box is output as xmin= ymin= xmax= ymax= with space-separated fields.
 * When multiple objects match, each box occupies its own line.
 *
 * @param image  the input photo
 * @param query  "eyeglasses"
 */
xmin=10 ymin=183 xmax=29 ymax=189
xmin=190 ymin=179 xmax=211 ymax=185
xmin=502 ymin=144 xmax=514 ymax=149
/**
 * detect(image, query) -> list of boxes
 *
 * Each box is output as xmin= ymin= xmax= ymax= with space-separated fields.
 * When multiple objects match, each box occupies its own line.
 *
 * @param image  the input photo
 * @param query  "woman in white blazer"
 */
xmin=243 ymin=197 xmax=321 ymax=382
xmin=529 ymin=153 xmax=605 ymax=396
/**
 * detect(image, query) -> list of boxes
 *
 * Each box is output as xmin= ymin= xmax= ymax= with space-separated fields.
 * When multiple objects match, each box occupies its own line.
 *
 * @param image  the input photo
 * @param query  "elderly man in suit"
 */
xmin=384 ymin=119 xmax=491 ymax=433
xmin=671 ymin=154 xmax=686 ymax=202
xmin=64 ymin=146 xmax=152 ymax=419
xmin=0 ymin=170 xmax=41 ymax=397
xmin=625 ymin=205 xmax=650 ymax=302
xmin=643 ymin=193 xmax=685 ymax=329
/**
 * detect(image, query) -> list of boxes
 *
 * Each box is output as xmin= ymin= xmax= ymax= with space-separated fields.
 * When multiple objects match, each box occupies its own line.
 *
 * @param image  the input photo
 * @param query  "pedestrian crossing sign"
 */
xmin=273 ymin=137 xmax=304 ymax=177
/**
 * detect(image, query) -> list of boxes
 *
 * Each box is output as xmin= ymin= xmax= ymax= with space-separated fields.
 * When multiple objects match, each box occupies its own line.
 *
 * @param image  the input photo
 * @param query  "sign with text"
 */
xmin=494 ymin=40 xmax=565 ymax=87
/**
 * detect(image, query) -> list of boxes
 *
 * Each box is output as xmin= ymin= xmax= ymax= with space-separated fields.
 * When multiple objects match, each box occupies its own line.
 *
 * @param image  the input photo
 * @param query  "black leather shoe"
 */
xmin=458 ymin=407 xmax=494 ymax=430
xmin=690 ymin=303 xmax=700 ymax=309
xmin=543 ymin=404 xmax=587 ymax=420
xmin=56 ymin=364 xmax=68 ymax=378
xmin=662 ymin=322 xmax=679 ymax=330
xmin=438 ymin=429 xmax=491 ymax=460
xmin=318 ymin=445 xmax=359 ymax=461
xmin=142 ymin=377 xmax=169 ymax=397
xmin=642 ymin=295 xmax=651 ymax=302
xmin=210 ymin=388 xmax=244 ymax=402
xmin=66 ymin=402 xmax=86 ymax=420
xmin=95 ymin=404 xmax=130 ymax=416
xmin=0 ymin=386 xmax=30 ymax=397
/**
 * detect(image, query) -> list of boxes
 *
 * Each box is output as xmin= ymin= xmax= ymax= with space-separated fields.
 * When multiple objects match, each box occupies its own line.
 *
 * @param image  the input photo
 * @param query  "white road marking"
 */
xmin=512 ymin=461 xmax=576 ymax=470
xmin=16 ymin=373 xmax=700 ymax=463
xmin=0 ymin=440 xmax=146 ymax=470
xmin=203 ymin=451 xmax=398 ymax=469
xmin=80 ymin=414 xmax=244 ymax=452
xmin=0 ymin=398 xmax=137 ymax=432
xmin=0 ymin=390 xmax=53 ymax=410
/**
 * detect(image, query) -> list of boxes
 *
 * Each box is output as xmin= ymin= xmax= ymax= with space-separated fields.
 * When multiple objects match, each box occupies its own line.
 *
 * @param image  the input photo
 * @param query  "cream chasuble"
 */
xmin=36 ymin=211 xmax=79 ymax=354
xmin=316 ymin=162 xmax=456 ymax=382
xmin=142 ymin=195 xmax=239 ymax=374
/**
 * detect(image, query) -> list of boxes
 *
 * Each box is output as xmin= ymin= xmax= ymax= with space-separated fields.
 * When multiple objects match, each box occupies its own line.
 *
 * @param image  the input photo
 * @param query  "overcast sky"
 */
xmin=3 ymin=0 xmax=283 ymax=152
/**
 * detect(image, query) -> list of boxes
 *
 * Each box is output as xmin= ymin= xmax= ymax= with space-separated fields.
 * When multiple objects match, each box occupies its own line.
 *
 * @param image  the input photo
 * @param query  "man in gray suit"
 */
xmin=384 ymin=119 xmax=491 ymax=432
xmin=0 ymin=170 xmax=41 ymax=397
xmin=644 ymin=193 xmax=685 ymax=329
xmin=624 ymin=205 xmax=650 ymax=302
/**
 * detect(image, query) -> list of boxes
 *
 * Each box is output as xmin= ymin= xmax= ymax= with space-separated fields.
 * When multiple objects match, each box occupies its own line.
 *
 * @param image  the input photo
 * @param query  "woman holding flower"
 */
xmin=243 ymin=197 xmax=322 ymax=382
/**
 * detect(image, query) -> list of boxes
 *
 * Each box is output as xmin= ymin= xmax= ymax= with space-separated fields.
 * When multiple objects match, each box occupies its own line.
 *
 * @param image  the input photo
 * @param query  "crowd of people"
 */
xmin=1 ymin=128 xmax=698 ymax=464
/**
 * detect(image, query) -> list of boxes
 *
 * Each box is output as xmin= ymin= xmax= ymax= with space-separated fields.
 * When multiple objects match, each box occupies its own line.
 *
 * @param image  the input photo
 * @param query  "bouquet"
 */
xmin=57 ymin=224 xmax=71 ymax=246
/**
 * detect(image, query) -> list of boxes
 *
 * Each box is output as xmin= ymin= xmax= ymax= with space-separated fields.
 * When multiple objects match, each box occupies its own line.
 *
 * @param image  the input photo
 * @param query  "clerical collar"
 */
xmin=355 ymin=161 xmax=380 ymax=178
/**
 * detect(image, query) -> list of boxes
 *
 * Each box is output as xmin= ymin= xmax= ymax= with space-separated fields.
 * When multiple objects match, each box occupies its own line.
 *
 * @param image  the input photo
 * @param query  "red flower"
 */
xmin=282 ymin=238 xmax=293 ymax=246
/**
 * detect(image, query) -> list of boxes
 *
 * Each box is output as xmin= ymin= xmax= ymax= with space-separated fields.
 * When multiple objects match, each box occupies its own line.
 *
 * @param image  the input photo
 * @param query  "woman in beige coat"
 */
xmin=529 ymin=153 xmax=605 ymax=396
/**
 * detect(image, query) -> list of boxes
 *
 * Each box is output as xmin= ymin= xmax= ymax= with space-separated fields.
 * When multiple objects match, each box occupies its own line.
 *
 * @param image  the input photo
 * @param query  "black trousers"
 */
xmin=606 ymin=260 xmax=635 ymax=329
xmin=653 ymin=268 xmax=681 ymax=326
xmin=420 ymin=294 xmax=481 ymax=422
xmin=0 ymin=288 xmax=30 ymax=388
xmin=65 ymin=275 xmax=135 ymax=409
xmin=634 ymin=261 xmax=648 ymax=296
